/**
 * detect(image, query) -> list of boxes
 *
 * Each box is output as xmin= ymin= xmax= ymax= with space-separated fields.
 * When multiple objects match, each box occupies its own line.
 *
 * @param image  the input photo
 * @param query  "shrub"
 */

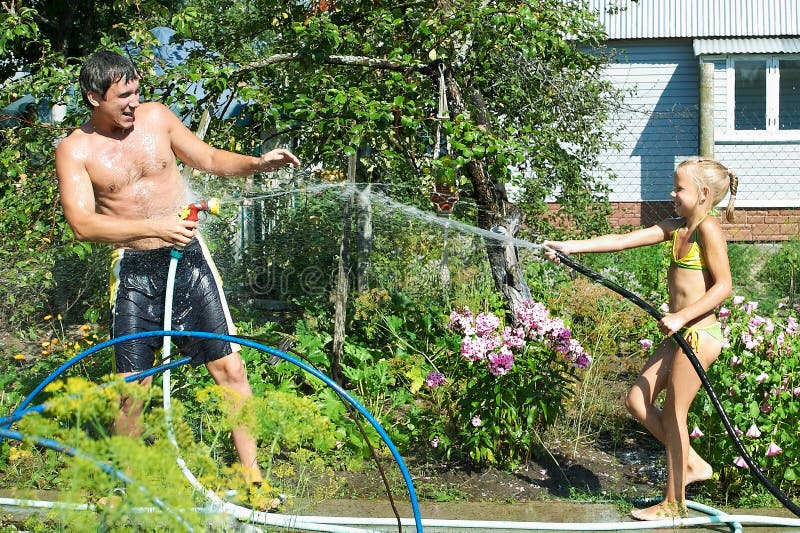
xmin=416 ymin=300 xmax=591 ymax=467
xmin=689 ymin=296 xmax=800 ymax=500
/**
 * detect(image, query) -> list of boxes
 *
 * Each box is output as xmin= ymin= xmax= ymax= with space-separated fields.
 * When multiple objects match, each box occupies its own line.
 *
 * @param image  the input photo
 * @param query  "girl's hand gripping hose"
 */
xmin=543 ymin=245 xmax=800 ymax=518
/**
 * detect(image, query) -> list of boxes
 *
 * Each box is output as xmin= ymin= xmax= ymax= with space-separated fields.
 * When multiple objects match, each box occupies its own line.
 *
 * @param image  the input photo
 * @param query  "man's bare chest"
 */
xmin=85 ymin=137 xmax=175 ymax=191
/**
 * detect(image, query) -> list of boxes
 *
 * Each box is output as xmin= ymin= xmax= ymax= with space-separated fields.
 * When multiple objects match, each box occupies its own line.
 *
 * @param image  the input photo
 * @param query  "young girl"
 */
xmin=544 ymin=157 xmax=738 ymax=520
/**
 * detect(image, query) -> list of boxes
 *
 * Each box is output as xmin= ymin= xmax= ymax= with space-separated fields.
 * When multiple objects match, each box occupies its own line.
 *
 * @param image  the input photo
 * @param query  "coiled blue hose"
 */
xmin=4 ymin=330 xmax=423 ymax=531
xmin=0 ymin=426 xmax=195 ymax=531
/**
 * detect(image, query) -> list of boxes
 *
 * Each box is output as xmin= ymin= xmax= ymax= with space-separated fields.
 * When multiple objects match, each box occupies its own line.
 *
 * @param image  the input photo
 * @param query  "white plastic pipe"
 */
xmin=161 ymin=254 xmax=379 ymax=533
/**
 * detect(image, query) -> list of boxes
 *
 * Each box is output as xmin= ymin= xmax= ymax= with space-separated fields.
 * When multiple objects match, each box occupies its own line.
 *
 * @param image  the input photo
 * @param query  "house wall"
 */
xmin=588 ymin=0 xmax=800 ymax=39
xmin=600 ymin=39 xmax=699 ymax=203
xmin=597 ymin=41 xmax=800 ymax=240
xmin=608 ymin=202 xmax=800 ymax=241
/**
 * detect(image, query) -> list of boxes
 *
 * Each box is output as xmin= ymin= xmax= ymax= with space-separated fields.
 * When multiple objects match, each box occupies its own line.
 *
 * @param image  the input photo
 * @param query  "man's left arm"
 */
xmin=163 ymin=103 xmax=299 ymax=175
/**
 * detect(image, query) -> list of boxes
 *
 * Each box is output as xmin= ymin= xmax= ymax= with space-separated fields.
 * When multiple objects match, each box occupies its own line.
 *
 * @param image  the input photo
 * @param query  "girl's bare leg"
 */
xmin=630 ymin=334 xmax=720 ymax=521
xmin=625 ymin=340 xmax=713 ymax=485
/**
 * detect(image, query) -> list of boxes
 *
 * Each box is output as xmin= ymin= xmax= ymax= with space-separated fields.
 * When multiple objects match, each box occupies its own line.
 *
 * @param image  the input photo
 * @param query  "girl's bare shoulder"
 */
xmin=697 ymin=214 xmax=726 ymax=244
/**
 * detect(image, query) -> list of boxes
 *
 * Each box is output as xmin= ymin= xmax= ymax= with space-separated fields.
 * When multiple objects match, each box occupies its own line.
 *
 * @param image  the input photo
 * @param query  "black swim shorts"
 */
xmin=109 ymin=238 xmax=239 ymax=373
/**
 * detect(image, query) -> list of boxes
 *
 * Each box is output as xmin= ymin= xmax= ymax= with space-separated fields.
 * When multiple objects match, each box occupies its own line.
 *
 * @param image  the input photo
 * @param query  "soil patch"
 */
xmin=335 ymin=432 xmax=669 ymax=503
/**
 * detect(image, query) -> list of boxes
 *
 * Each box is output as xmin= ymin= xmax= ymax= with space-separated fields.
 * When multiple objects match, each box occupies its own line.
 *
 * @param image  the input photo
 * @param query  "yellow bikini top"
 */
xmin=671 ymin=220 xmax=707 ymax=270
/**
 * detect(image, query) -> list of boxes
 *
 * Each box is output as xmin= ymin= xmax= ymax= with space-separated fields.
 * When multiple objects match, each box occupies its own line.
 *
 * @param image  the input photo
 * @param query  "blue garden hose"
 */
xmin=4 ymin=329 xmax=424 ymax=532
xmin=0 ymin=426 xmax=195 ymax=531
xmin=0 ymin=356 xmax=191 ymax=429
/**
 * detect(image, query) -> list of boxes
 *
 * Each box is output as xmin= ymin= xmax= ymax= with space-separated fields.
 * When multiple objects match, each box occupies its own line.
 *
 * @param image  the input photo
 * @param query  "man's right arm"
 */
xmin=55 ymin=136 xmax=197 ymax=246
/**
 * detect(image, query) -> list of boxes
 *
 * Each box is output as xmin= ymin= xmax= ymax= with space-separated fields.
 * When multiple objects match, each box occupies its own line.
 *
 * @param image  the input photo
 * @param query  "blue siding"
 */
xmin=600 ymin=40 xmax=699 ymax=202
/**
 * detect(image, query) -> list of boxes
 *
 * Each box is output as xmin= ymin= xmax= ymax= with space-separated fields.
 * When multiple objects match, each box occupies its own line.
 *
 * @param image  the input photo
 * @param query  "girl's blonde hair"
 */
xmin=677 ymin=157 xmax=738 ymax=222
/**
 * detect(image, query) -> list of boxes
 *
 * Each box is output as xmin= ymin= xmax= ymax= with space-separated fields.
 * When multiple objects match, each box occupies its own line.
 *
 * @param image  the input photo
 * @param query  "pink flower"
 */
xmin=425 ymin=371 xmax=446 ymax=389
xmin=660 ymin=303 xmax=670 ymax=313
xmin=756 ymin=372 xmax=769 ymax=384
xmin=501 ymin=326 xmax=526 ymax=349
xmin=475 ymin=312 xmax=501 ymax=337
xmin=733 ymin=456 xmax=748 ymax=468
xmin=793 ymin=387 xmax=800 ymax=397
xmin=460 ymin=335 xmax=488 ymax=361
xmin=471 ymin=415 xmax=482 ymax=427
xmin=766 ymin=442 xmax=782 ymax=456
xmin=430 ymin=436 xmax=440 ymax=448
xmin=448 ymin=307 xmax=474 ymax=334
xmin=689 ymin=426 xmax=704 ymax=438
xmin=574 ymin=353 xmax=592 ymax=369
xmin=748 ymin=316 xmax=766 ymax=330
xmin=487 ymin=345 xmax=514 ymax=376
xmin=718 ymin=306 xmax=731 ymax=318
xmin=732 ymin=296 xmax=745 ymax=307
xmin=746 ymin=424 xmax=762 ymax=438
xmin=730 ymin=355 xmax=742 ymax=366
xmin=639 ymin=338 xmax=653 ymax=350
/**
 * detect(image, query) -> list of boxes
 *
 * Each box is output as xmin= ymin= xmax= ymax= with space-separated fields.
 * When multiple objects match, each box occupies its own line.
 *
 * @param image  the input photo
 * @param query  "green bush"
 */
xmin=412 ymin=300 xmax=591 ymax=467
xmin=757 ymin=240 xmax=800 ymax=309
xmin=690 ymin=296 xmax=800 ymax=500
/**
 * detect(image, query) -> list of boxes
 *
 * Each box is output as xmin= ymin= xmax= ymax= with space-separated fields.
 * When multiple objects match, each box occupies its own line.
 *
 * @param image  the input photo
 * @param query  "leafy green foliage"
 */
xmin=690 ymin=298 xmax=800 ymax=500
xmin=757 ymin=240 xmax=800 ymax=308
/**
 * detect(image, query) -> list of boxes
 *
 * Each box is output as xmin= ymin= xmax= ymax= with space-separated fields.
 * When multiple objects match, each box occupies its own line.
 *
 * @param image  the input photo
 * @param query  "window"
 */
xmin=733 ymin=60 xmax=766 ymax=130
xmin=727 ymin=56 xmax=800 ymax=137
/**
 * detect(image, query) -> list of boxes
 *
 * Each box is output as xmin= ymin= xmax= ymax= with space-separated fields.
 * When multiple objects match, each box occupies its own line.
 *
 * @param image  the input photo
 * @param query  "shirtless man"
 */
xmin=55 ymin=51 xmax=299 ymax=504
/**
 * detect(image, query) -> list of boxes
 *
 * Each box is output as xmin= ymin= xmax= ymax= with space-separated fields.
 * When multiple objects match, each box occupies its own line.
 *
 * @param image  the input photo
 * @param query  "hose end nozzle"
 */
xmin=207 ymin=197 xmax=220 ymax=216
xmin=181 ymin=198 xmax=221 ymax=221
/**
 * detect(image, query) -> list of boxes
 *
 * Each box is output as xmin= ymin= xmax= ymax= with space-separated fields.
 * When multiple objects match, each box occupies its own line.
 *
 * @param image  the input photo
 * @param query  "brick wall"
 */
xmin=609 ymin=201 xmax=800 ymax=242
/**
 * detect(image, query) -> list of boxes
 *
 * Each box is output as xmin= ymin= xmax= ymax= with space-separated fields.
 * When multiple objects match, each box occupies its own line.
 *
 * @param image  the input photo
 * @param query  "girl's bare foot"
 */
xmin=631 ymin=500 xmax=687 ymax=521
xmin=686 ymin=449 xmax=713 ymax=485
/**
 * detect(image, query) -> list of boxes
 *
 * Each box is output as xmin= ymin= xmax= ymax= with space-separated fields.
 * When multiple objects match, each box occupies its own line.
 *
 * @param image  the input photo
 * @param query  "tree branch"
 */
xmin=248 ymin=53 xmax=432 ymax=75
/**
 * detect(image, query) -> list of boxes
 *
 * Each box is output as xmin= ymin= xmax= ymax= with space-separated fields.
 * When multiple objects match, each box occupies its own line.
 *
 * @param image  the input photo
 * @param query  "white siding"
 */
xmin=588 ymin=0 xmax=800 ymax=39
xmin=715 ymin=144 xmax=800 ymax=207
xmin=712 ymin=60 xmax=727 ymax=132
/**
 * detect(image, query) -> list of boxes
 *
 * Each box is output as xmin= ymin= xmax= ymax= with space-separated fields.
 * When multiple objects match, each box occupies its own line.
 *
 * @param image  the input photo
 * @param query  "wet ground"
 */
xmin=302 ymin=499 xmax=800 ymax=532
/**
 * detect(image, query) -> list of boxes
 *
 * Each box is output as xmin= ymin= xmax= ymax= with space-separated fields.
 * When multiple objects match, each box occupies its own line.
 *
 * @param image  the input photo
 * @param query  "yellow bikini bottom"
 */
xmin=676 ymin=322 xmax=723 ymax=352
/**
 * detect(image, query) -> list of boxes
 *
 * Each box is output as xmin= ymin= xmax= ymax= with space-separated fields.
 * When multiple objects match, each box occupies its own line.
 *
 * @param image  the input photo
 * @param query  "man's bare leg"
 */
xmin=206 ymin=351 xmax=282 ymax=510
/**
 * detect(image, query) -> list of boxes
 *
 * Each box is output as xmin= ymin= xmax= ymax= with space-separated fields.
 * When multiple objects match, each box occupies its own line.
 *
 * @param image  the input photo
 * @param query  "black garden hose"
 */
xmin=551 ymin=249 xmax=800 ymax=518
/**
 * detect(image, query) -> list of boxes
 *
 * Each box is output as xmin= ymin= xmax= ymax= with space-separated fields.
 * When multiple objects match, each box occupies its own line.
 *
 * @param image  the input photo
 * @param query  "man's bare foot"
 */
xmin=248 ymin=488 xmax=286 ymax=513
xmin=95 ymin=487 xmax=126 ymax=511
xmin=686 ymin=450 xmax=713 ymax=485
xmin=631 ymin=500 xmax=687 ymax=521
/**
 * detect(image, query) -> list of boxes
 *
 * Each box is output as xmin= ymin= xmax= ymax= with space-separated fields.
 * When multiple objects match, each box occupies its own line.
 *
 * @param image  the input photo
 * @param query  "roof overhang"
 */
xmin=694 ymin=37 xmax=800 ymax=55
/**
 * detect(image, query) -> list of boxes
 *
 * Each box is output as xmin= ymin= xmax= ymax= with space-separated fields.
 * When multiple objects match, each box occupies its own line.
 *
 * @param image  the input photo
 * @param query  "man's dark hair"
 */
xmin=79 ymin=51 xmax=140 ymax=108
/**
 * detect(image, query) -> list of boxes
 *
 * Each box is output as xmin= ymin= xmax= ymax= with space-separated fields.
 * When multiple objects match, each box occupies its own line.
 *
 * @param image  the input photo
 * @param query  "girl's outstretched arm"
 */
xmin=544 ymin=219 xmax=676 ymax=259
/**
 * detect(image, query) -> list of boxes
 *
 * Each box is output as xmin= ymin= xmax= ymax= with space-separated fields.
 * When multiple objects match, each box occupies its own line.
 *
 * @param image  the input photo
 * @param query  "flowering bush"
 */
xmin=688 ymin=296 xmax=800 ymax=496
xmin=419 ymin=300 xmax=591 ymax=466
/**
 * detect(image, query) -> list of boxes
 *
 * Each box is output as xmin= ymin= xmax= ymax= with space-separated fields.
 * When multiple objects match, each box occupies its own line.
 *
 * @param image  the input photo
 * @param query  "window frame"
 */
xmin=721 ymin=54 xmax=800 ymax=142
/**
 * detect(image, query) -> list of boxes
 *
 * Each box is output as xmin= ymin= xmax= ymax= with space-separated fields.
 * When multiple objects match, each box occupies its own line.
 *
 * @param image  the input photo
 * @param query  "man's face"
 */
xmin=90 ymin=77 xmax=141 ymax=129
